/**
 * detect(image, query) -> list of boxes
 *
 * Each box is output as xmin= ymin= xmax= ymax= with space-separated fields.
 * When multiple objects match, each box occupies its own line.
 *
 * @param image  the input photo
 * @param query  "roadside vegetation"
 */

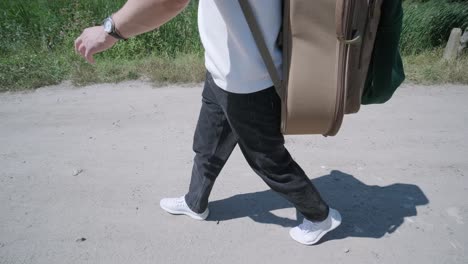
xmin=401 ymin=0 xmax=468 ymax=84
xmin=0 ymin=0 xmax=467 ymax=91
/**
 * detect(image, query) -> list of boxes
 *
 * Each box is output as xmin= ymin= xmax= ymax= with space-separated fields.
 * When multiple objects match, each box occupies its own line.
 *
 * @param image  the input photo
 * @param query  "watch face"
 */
xmin=103 ymin=20 xmax=112 ymax=33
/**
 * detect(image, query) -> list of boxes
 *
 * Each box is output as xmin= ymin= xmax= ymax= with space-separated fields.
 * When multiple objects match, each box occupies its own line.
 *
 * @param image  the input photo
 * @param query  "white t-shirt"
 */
xmin=198 ymin=0 xmax=283 ymax=94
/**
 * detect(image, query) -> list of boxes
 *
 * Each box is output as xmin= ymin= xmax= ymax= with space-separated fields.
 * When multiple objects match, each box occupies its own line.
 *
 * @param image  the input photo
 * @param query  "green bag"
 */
xmin=362 ymin=0 xmax=405 ymax=104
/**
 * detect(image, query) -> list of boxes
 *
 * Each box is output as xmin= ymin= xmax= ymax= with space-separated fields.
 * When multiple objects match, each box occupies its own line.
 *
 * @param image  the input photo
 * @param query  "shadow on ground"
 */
xmin=207 ymin=170 xmax=429 ymax=241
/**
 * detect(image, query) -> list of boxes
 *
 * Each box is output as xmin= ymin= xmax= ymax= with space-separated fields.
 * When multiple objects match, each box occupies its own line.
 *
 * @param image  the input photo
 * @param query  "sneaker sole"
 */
xmin=159 ymin=203 xmax=209 ymax=221
xmin=290 ymin=208 xmax=342 ymax=246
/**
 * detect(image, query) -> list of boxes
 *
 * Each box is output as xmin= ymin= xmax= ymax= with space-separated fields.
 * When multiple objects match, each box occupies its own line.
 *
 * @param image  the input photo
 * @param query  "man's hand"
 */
xmin=74 ymin=26 xmax=118 ymax=64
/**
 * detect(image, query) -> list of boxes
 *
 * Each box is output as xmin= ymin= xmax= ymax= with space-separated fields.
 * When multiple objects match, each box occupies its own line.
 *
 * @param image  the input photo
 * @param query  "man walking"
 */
xmin=75 ymin=0 xmax=341 ymax=245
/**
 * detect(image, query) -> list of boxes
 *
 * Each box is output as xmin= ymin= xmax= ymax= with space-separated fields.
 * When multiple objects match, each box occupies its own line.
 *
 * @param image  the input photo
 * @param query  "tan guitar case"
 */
xmin=239 ymin=0 xmax=383 ymax=136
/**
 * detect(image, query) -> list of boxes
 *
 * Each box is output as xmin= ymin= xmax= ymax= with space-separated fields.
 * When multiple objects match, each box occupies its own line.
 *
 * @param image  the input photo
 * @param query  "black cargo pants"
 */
xmin=185 ymin=72 xmax=329 ymax=222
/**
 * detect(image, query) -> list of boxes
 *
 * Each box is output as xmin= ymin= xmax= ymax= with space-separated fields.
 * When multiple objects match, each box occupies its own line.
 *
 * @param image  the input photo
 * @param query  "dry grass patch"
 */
xmin=403 ymin=49 xmax=468 ymax=85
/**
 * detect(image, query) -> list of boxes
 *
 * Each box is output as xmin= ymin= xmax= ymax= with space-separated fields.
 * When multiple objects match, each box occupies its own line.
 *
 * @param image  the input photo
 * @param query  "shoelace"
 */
xmin=175 ymin=197 xmax=186 ymax=208
xmin=175 ymin=197 xmax=185 ymax=207
xmin=298 ymin=219 xmax=322 ymax=233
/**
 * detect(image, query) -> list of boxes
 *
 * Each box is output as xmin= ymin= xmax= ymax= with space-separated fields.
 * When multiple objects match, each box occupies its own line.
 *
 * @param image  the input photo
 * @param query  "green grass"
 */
xmin=0 ymin=51 xmax=70 ymax=91
xmin=70 ymin=53 xmax=205 ymax=87
xmin=0 ymin=0 xmax=203 ymax=91
xmin=0 ymin=0 xmax=467 ymax=91
xmin=0 ymin=51 xmax=205 ymax=92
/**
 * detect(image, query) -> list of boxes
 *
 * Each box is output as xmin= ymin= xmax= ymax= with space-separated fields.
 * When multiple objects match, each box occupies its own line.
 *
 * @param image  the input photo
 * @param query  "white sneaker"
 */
xmin=159 ymin=196 xmax=209 ymax=220
xmin=289 ymin=208 xmax=342 ymax=245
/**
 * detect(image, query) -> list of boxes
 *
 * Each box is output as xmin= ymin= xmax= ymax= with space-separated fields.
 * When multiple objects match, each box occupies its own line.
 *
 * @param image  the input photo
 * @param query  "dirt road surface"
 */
xmin=1 ymin=81 xmax=467 ymax=263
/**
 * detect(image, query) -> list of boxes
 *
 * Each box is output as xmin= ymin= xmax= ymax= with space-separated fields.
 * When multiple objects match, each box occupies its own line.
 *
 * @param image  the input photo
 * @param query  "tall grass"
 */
xmin=402 ymin=0 xmax=468 ymax=55
xmin=0 ymin=0 xmax=467 ymax=91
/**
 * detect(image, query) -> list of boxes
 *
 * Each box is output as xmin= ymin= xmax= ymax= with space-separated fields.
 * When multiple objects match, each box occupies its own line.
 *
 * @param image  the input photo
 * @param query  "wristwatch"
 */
xmin=102 ymin=16 xmax=127 ymax=40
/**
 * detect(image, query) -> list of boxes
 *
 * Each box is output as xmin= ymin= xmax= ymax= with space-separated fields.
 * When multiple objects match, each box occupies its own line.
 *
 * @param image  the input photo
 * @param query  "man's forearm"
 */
xmin=112 ymin=0 xmax=190 ymax=39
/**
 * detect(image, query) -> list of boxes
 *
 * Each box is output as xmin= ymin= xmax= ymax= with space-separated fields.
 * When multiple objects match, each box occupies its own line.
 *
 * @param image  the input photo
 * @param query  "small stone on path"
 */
xmin=72 ymin=169 xmax=83 ymax=176
xmin=76 ymin=237 xmax=86 ymax=242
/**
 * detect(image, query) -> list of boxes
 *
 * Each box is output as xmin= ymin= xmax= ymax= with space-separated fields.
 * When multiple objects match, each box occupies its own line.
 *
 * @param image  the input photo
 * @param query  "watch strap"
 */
xmin=104 ymin=16 xmax=127 ymax=41
xmin=109 ymin=30 xmax=126 ymax=41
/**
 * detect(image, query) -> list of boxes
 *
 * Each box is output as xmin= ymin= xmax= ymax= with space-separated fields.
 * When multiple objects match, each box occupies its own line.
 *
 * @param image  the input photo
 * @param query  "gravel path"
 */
xmin=0 ymin=81 xmax=467 ymax=263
